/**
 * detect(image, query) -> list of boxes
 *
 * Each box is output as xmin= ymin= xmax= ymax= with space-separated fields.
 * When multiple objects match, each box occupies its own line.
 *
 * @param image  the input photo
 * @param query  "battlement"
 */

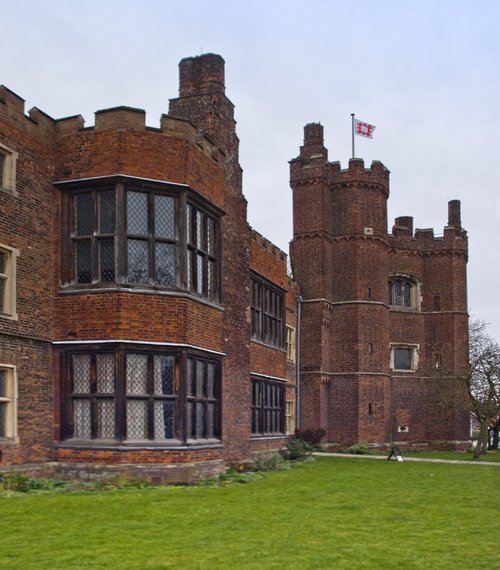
xmin=94 ymin=106 xmax=146 ymax=130
xmin=0 ymin=85 xmax=25 ymax=113
xmin=0 ymin=85 xmax=56 ymax=139
xmin=390 ymin=200 xmax=466 ymax=246
xmin=47 ymin=104 xmax=223 ymax=165
xmin=291 ymin=124 xmax=389 ymax=197
xmin=327 ymin=158 xmax=390 ymax=189
xmin=250 ymin=227 xmax=288 ymax=264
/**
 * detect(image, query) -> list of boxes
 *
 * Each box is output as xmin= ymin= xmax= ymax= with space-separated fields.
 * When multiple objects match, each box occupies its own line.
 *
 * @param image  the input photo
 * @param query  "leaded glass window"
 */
xmin=73 ymin=189 xmax=116 ymax=284
xmin=250 ymin=273 xmax=284 ymax=348
xmin=65 ymin=181 xmax=219 ymax=300
xmin=186 ymin=357 xmax=218 ymax=440
xmin=99 ymin=191 xmax=116 ymax=233
xmin=125 ymin=353 xmax=178 ymax=440
xmin=125 ymin=190 xmax=177 ymax=286
xmin=64 ymin=348 xmax=219 ymax=444
xmin=251 ymin=377 xmax=285 ymax=436
xmin=388 ymin=277 xmax=417 ymax=309
xmin=75 ymin=194 xmax=93 ymax=236
xmin=186 ymin=203 xmax=219 ymax=300
xmin=71 ymin=353 xmax=115 ymax=440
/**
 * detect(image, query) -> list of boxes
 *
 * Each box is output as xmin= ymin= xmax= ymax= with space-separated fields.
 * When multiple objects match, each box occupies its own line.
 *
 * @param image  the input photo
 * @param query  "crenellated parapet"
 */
xmin=0 ymin=85 xmax=56 ymax=142
xmin=389 ymin=200 xmax=468 ymax=258
xmin=327 ymin=158 xmax=390 ymax=198
xmin=250 ymin=228 xmax=288 ymax=265
xmin=290 ymin=123 xmax=390 ymax=198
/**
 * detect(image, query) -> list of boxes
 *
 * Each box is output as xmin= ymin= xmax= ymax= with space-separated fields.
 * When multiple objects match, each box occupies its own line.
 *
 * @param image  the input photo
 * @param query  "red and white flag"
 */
xmin=354 ymin=118 xmax=376 ymax=139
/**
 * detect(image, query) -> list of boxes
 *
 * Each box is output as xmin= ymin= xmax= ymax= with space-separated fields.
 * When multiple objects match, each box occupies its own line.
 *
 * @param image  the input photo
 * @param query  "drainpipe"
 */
xmin=296 ymin=295 xmax=303 ymax=430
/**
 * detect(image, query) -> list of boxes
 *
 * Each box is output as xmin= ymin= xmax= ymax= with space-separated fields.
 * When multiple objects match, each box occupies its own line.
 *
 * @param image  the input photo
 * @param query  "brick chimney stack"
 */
xmin=178 ymin=53 xmax=225 ymax=97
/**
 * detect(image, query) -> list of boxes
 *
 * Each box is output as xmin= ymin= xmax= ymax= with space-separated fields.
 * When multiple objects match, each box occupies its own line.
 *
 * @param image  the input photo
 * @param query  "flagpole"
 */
xmin=351 ymin=113 xmax=355 ymax=158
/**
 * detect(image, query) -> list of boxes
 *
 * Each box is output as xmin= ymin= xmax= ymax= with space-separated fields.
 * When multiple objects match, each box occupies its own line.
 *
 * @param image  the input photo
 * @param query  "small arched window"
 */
xmin=388 ymin=276 xmax=419 ymax=310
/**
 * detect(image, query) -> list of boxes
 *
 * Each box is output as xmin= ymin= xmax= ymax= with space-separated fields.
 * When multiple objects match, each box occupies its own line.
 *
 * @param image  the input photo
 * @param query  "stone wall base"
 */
xmin=0 ymin=459 xmax=226 ymax=485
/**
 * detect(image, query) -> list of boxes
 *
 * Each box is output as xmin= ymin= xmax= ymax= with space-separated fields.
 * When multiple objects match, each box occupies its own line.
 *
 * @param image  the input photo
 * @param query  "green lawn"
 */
xmin=1 ymin=457 xmax=499 ymax=569
xmin=403 ymin=449 xmax=500 ymax=462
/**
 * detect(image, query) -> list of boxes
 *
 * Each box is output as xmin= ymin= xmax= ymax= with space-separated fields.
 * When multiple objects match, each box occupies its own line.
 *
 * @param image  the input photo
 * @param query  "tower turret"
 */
xmin=291 ymin=125 xmax=391 ymax=444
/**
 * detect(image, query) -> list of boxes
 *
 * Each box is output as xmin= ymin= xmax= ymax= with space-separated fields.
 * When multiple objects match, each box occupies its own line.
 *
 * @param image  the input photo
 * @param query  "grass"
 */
xmin=402 ymin=449 xmax=500 ymax=462
xmin=1 ymin=457 xmax=499 ymax=569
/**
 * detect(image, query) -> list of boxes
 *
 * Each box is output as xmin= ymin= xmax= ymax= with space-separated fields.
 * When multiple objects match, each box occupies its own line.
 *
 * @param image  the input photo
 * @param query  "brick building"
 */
xmin=0 ymin=54 xmax=468 ymax=481
xmin=290 ymin=123 xmax=469 ymax=446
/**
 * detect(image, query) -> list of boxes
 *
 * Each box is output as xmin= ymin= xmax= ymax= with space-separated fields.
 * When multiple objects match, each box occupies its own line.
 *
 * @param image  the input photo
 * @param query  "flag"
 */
xmin=354 ymin=118 xmax=376 ymax=139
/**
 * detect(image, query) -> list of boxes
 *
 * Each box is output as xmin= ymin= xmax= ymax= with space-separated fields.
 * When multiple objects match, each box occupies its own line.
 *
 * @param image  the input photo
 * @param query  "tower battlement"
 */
xmin=290 ymin=124 xmax=389 ymax=197
xmin=327 ymin=158 xmax=389 ymax=193
xmin=389 ymin=200 xmax=467 ymax=252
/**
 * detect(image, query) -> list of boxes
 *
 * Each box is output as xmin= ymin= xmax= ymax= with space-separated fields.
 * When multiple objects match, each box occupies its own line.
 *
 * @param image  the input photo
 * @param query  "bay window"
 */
xmin=62 ymin=345 xmax=221 ymax=445
xmin=60 ymin=177 xmax=220 ymax=302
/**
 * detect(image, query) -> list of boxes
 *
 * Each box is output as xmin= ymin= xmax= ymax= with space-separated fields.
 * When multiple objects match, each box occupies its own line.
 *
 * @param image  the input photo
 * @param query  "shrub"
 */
xmin=0 ymin=474 xmax=66 ymax=493
xmin=294 ymin=428 xmax=326 ymax=449
xmin=218 ymin=469 xmax=264 ymax=484
xmin=283 ymin=438 xmax=315 ymax=461
xmin=253 ymin=453 xmax=289 ymax=472
xmin=346 ymin=442 xmax=370 ymax=455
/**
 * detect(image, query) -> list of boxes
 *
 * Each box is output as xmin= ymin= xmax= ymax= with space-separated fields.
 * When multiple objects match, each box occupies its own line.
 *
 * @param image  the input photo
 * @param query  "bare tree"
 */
xmin=467 ymin=320 xmax=500 ymax=458
xmin=427 ymin=319 xmax=500 ymax=459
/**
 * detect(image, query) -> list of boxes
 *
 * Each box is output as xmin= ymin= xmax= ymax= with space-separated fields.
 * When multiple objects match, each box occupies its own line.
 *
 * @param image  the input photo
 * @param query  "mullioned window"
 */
xmin=60 ymin=178 xmax=221 ymax=302
xmin=62 ymin=346 xmax=220 ymax=445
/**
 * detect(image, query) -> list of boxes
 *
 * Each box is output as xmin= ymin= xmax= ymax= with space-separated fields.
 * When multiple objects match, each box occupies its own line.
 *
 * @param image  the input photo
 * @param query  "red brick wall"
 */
xmin=0 ymin=87 xmax=56 ymax=464
xmin=249 ymin=230 xmax=293 ymax=380
xmin=170 ymin=54 xmax=252 ymax=461
xmin=54 ymin=293 xmax=223 ymax=349
xmin=54 ymin=116 xmax=227 ymax=210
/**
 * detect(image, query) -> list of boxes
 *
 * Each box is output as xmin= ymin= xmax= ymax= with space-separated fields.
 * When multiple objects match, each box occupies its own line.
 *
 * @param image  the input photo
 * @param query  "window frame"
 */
xmin=390 ymin=343 xmax=420 ymax=372
xmin=0 ymin=365 xmax=17 ymax=441
xmin=59 ymin=176 xmax=222 ymax=302
xmin=186 ymin=202 xmax=219 ymax=301
xmin=125 ymin=189 xmax=178 ymax=287
xmin=285 ymin=400 xmax=295 ymax=434
xmin=60 ymin=344 xmax=221 ymax=446
xmin=0 ymin=243 xmax=19 ymax=320
xmin=285 ymin=325 xmax=296 ymax=362
xmin=72 ymin=188 xmax=117 ymax=285
xmin=70 ymin=352 xmax=117 ymax=440
xmin=388 ymin=274 xmax=420 ymax=311
xmin=250 ymin=272 xmax=285 ymax=349
xmin=0 ymin=143 xmax=18 ymax=196
xmin=251 ymin=376 xmax=285 ymax=437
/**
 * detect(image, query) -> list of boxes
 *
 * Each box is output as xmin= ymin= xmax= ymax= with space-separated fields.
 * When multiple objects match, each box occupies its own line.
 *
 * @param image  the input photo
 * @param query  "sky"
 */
xmin=2 ymin=0 xmax=499 ymax=339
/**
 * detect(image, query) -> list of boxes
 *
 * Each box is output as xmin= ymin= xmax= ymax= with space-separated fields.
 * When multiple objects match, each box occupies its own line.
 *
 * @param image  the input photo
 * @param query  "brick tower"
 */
xmin=290 ymin=123 xmax=469 ymax=447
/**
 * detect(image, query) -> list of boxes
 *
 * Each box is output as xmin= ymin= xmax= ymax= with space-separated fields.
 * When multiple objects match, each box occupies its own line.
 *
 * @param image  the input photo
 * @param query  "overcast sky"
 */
xmin=2 ymin=0 xmax=499 ymax=339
